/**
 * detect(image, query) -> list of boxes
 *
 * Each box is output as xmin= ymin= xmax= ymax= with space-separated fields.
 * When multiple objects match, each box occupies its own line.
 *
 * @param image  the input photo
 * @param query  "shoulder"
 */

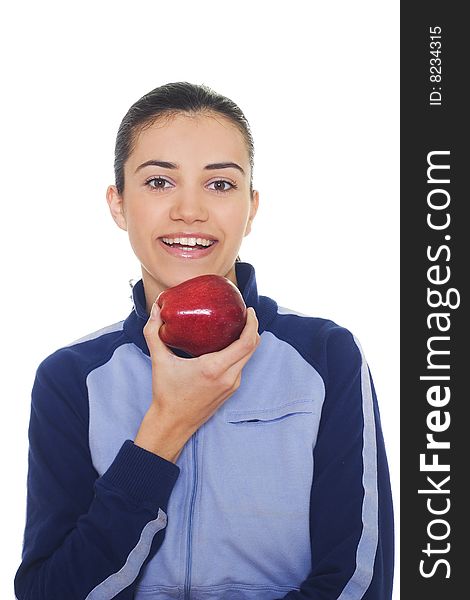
xmin=36 ymin=319 xmax=128 ymax=384
xmin=63 ymin=319 xmax=126 ymax=347
xmin=31 ymin=319 xmax=130 ymax=422
xmin=265 ymin=303 xmax=364 ymax=382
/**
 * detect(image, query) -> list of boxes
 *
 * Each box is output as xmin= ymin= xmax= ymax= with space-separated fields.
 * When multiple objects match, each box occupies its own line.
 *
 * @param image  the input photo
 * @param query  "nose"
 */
xmin=169 ymin=188 xmax=209 ymax=223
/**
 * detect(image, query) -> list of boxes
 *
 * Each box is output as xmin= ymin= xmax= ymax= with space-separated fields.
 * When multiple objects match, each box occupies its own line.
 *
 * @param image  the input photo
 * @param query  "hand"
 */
xmin=134 ymin=302 xmax=260 ymax=462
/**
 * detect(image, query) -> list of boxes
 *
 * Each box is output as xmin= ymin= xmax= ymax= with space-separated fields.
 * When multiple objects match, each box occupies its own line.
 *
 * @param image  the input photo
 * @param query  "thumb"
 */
xmin=143 ymin=301 xmax=168 ymax=357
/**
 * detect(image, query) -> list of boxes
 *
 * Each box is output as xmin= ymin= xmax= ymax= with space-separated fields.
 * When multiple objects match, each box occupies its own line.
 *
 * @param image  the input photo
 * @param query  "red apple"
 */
xmin=156 ymin=274 xmax=247 ymax=357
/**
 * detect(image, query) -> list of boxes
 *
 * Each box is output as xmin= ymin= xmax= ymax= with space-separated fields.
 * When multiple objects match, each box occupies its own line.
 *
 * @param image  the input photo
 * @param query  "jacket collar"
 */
xmin=123 ymin=261 xmax=278 ymax=358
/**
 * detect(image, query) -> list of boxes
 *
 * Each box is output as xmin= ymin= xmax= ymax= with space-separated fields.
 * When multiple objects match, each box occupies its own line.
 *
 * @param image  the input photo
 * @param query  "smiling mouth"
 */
xmin=160 ymin=235 xmax=218 ymax=249
xmin=161 ymin=240 xmax=216 ymax=249
xmin=158 ymin=238 xmax=218 ymax=258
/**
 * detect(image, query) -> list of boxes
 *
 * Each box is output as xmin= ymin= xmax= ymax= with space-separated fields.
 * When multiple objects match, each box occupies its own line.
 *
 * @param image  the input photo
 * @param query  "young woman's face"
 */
xmin=107 ymin=112 xmax=259 ymax=309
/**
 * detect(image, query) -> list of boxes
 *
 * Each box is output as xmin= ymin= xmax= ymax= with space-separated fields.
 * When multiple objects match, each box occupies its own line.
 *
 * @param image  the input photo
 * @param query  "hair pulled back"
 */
xmin=113 ymin=81 xmax=255 ymax=199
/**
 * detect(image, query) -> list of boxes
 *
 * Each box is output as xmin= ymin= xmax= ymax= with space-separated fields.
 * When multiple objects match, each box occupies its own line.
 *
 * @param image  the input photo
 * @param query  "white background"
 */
xmin=1 ymin=1 xmax=399 ymax=598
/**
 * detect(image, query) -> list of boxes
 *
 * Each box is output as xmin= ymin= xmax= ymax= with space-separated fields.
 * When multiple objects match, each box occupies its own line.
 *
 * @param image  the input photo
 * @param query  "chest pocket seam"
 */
xmin=225 ymin=399 xmax=315 ymax=424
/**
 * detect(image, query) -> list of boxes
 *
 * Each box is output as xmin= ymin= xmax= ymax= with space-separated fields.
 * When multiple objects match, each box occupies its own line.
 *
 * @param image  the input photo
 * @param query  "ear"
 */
xmin=106 ymin=185 xmax=128 ymax=231
xmin=244 ymin=189 xmax=259 ymax=237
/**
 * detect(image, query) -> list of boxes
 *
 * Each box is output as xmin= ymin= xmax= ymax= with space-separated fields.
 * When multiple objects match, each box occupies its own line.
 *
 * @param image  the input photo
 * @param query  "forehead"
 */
xmin=127 ymin=112 xmax=249 ymax=169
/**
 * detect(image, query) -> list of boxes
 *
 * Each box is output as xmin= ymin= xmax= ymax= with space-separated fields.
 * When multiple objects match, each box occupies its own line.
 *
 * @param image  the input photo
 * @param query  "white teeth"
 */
xmin=162 ymin=236 xmax=215 ymax=247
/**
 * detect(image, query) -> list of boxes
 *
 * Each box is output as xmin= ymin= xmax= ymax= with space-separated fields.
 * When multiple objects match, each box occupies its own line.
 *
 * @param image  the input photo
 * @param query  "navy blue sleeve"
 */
xmin=277 ymin=326 xmax=394 ymax=599
xmin=14 ymin=355 xmax=180 ymax=600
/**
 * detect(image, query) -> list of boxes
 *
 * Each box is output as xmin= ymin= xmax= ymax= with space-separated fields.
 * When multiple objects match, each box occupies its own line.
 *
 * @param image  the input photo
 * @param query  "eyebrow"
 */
xmin=134 ymin=160 xmax=245 ymax=175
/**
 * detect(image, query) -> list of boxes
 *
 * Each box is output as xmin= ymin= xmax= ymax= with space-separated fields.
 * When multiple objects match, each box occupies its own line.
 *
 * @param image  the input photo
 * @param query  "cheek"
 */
xmin=126 ymin=196 xmax=164 ymax=229
xmin=124 ymin=212 xmax=157 ymax=253
xmin=219 ymin=199 xmax=252 ymax=229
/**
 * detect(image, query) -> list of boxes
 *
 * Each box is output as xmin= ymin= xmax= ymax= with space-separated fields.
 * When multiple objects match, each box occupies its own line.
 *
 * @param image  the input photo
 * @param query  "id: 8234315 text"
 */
xmin=429 ymin=26 xmax=443 ymax=107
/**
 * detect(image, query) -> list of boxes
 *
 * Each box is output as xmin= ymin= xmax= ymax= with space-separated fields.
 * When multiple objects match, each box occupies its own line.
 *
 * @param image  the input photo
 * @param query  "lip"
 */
xmin=158 ymin=238 xmax=218 ymax=259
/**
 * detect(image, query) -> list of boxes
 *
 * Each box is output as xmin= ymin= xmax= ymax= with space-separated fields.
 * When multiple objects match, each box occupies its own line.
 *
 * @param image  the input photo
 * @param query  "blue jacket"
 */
xmin=15 ymin=261 xmax=394 ymax=599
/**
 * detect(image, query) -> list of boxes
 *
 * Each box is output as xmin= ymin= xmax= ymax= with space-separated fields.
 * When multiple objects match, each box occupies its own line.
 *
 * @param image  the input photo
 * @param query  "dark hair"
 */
xmin=114 ymin=81 xmax=255 ymax=198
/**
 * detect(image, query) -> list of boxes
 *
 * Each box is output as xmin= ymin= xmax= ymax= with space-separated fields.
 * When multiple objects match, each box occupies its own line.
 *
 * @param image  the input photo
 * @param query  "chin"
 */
xmin=147 ymin=255 xmax=236 ymax=290
xmin=162 ymin=266 xmax=215 ymax=288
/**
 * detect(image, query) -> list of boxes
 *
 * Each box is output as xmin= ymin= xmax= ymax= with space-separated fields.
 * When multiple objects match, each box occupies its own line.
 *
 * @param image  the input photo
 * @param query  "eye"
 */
xmin=208 ymin=179 xmax=238 ymax=193
xmin=145 ymin=176 xmax=173 ymax=191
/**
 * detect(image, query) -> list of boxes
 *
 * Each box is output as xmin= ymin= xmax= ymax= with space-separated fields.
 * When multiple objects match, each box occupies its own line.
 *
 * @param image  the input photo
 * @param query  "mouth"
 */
xmin=158 ymin=237 xmax=218 ymax=259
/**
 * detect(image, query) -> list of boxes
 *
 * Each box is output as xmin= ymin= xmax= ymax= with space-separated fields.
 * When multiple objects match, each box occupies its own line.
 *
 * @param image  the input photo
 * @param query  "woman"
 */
xmin=15 ymin=82 xmax=394 ymax=599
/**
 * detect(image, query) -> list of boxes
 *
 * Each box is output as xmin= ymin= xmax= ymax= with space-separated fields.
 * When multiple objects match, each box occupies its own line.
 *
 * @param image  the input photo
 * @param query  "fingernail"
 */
xmin=150 ymin=302 xmax=158 ymax=320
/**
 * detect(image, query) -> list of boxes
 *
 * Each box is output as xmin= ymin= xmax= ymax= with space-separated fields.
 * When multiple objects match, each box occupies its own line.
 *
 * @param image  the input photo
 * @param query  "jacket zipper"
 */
xmin=184 ymin=430 xmax=199 ymax=600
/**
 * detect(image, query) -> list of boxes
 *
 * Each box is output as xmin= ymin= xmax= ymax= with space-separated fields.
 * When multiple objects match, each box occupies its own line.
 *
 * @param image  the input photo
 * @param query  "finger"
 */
xmin=227 ymin=310 xmax=261 ymax=370
xmin=224 ymin=343 xmax=259 ymax=387
xmin=142 ymin=302 xmax=173 ymax=358
xmin=241 ymin=306 xmax=259 ymax=337
xmin=234 ymin=306 xmax=260 ymax=347
xmin=216 ymin=329 xmax=260 ymax=392
xmin=203 ymin=307 xmax=260 ymax=371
